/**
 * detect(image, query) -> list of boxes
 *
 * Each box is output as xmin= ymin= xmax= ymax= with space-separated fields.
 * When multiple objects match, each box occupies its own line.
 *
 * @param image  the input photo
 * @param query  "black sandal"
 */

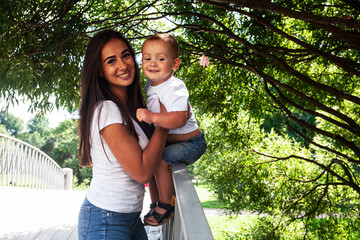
xmin=145 ymin=201 xmax=175 ymax=226
xmin=143 ymin=202 xmax=157 ymax=225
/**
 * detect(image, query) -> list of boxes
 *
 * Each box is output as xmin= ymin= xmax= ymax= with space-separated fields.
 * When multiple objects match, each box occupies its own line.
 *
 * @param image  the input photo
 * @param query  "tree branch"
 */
xmin=199 ymin=0 xmax=360 ymax=75
xmin=287 ymin=124 xmax=359 ymax=165
xmin=252 ymin=149 xmax=360 ymax=194
xmin=263 ymin=82 xmax=360 ymax=159
xmin=161 ymin=11 xmax=360 ymax=105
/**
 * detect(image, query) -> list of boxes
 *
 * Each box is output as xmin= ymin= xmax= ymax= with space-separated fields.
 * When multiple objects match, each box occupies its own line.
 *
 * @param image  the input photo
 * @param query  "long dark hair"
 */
xmin=78 ymin=30 xmax=153 ymax=167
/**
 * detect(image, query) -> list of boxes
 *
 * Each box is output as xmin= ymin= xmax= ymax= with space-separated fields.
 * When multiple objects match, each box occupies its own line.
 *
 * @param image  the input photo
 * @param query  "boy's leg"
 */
xmin=152 ymin=160 xmax=174 ymax=215
xmin=162 ymin=132 xmax=207 ymax=165
xmin=143 ymin=175 xmax=159 ymax=224
xmin=148 ymin=175 xmax=159 ymax=204
xmin=146 ymin=132 xmax=207 ymax=225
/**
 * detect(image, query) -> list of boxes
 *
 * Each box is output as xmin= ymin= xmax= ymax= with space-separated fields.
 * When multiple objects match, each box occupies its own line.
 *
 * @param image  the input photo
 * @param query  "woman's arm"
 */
xmin=101 ymin=124 xmax=168 ymax=184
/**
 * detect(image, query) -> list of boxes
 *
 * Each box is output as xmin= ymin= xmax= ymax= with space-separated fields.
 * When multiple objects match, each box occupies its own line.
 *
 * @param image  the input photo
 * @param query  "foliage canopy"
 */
xmin=1 ymin=0 xmax=360 ymax=238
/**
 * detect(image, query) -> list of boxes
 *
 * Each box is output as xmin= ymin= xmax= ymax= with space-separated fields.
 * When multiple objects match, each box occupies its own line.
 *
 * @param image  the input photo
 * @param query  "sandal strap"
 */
xmin=151 ymin=209 xmax=174 ymax=225
xmin=148 ymin=201 xmax=174 ymax=225
xmin=157 ymin=201 xmax=174 ymax=211
xmin=144 ymin=202 xmax=157 ymax=220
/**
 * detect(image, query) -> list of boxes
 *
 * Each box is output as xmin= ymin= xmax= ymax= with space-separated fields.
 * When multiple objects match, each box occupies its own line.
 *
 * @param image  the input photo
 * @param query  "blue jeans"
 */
xmin=78 ymin=198 xmax=147 ymax=240
xmin=162 ymin=132 xmax=207 ymax=165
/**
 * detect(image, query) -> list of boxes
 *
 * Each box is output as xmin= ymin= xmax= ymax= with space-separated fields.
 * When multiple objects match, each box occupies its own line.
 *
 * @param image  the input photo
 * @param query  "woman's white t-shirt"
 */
xmin=86 ymin=100 xmax=149 ymax=213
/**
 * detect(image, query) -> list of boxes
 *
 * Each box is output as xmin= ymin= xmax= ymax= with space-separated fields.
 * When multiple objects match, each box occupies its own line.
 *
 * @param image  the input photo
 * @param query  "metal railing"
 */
xmin=0 ymin=133 xmax=72 ymax=190
xmin=162 ymin=164 xmax=214 ymax=240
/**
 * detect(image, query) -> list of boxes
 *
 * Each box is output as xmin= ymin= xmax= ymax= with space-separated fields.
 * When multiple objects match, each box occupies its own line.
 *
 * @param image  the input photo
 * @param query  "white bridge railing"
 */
xmin=0 ymin=133 xmax=72 ymax=190
xmin=162 ymin=164 xmax=214 ymax=240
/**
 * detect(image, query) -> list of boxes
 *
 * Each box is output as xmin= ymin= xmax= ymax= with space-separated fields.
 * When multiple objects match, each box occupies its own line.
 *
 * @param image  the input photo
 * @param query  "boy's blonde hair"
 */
xmin=143 ymin=33 xmax=179 ymax=58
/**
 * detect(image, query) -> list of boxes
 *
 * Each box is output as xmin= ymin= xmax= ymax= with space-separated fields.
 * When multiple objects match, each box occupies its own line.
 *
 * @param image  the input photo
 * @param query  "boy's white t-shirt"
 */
xmin=86 ymin=100 xmax=149 ymax=213
xmin=145 ymin=75 xmax=199 ymax=134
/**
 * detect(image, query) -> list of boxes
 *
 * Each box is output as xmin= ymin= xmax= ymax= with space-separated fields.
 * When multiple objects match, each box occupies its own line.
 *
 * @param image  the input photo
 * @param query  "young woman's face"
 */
xmin=141 ymin=39 xmax=180 ymax=86
xmin=101 ymin=38 xmax=136 ymax=94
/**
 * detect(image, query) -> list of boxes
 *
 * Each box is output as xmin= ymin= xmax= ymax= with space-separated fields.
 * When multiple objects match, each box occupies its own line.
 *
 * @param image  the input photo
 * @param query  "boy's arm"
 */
xmin=137 ymin=108 xmax=187 ymax=129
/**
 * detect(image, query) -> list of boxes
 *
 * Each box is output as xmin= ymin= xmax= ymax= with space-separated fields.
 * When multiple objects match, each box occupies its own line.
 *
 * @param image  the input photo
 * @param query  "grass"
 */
xmin=194 ymin=183 xmax=255 ymax=239
xmin=194 ymin=183 xmax=360 ymax=239
xmin=194 ymin=183 xmax=228 ymax=209
xmin=207 ymin=215 xmax=254 ymax=240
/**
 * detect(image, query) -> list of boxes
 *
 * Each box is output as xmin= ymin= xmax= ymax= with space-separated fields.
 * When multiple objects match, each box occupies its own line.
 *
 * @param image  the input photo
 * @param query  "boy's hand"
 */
xmin=136 ymin=108 xmax=154 ymax=124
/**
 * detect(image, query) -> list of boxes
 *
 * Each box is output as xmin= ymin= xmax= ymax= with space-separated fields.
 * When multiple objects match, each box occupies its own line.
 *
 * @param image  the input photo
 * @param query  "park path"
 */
xmin=0 ymin=187 xmax=84 ymax=239
xmin=0 ymin=187 xmax=224 ymax=239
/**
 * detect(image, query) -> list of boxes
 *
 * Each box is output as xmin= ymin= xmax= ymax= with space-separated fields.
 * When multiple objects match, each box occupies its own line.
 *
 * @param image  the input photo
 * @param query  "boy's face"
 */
xmin=142 ymin=39 xmax=180 ymax=86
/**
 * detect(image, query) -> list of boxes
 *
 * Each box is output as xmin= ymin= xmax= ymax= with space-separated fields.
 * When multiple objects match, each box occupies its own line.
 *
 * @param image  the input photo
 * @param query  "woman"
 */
xmin=77 ymin=30 xmax=168 ymax=240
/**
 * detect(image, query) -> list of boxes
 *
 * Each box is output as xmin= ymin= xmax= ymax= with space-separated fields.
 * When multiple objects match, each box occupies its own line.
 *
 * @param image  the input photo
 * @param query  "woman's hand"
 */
xmin=159 ymin=100 xmax=167 ymax=113
xmin=186 ymin=103 xmax=192 ymax=119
